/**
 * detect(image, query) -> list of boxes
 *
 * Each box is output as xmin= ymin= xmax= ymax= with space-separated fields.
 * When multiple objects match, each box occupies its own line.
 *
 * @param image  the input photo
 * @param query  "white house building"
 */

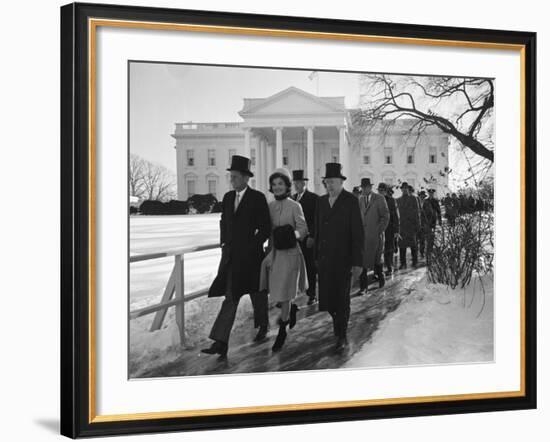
xmin=172 ymin=86 xmax=450 ymax=200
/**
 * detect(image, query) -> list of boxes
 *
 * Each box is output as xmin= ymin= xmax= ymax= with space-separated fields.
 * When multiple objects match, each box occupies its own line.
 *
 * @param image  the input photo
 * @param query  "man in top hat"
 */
xmin=314 ymin=163 xmax=363 ymax=352
xmin=377 ymin=182 xmax=400 ymax=276
xmin=292 ymin=170 xmax=319 ymax=305
xmin=396 ymin=182 xmax=421 ymax=269
xmin=202 ymin=155 xmax=271 ymax=358
xmin=422 ymin=188 xmax=442 ymax=264
xmin=355 ymin=178 xmax=389 ymax=294
xmin=417 ymin=189 xmax=428 ymax=258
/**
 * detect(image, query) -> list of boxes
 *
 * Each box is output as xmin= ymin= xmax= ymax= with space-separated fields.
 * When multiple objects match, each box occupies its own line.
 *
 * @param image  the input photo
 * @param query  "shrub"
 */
xmin=139 ymin=200 xmax=166 ymax=215
xmin=165 ymin=199 xmax=189 ymax=215
xmin=187 ymin=194 xmax=218 ymax=214
xmin=427 ymin=211 xmax=494 ymax=289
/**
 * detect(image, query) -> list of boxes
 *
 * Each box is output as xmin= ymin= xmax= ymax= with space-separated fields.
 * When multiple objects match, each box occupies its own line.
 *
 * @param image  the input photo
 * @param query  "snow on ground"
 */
xmin=130 ymin=214 xmax=226 ymax=371
xmin=129 ymin=214 xmax=494 ymax=374
xmin=344 ymin=272 xmax=494 ymax=369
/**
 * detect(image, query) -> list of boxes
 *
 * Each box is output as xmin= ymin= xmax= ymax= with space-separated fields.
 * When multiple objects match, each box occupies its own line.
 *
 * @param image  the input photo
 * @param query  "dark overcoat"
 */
xmin=384 ymin=195 xmax=400 ymax=252
xmin=208 ymin=186 xmax=271 ymax=299
xmin=292 ymin=189 xmax=319 ymax=239
xmin=396 ymin=194 xmax=421 ymax=248
xmin=314 ymin=189 xmax=364 ymax=312
xmin=358 ymin=192 xmax=389 ymax=269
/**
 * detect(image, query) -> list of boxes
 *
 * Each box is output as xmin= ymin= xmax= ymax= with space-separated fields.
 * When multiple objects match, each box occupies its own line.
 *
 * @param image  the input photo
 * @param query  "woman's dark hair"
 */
xmin=268 ymin=172 xmax=292 ymax=197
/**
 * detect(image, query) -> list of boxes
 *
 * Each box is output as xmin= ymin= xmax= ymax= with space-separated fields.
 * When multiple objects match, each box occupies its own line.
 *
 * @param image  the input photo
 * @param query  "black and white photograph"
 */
xmin=128 ymin=62 xmax=495 ymax=379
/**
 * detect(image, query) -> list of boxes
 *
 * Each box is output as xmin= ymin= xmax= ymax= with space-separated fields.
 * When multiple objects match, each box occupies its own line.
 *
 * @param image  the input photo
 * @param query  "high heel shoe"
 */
xmin=289 ymin=303 xmax=299 ymax=329
xmin=272 ymin=319 xmax=289 ymax=352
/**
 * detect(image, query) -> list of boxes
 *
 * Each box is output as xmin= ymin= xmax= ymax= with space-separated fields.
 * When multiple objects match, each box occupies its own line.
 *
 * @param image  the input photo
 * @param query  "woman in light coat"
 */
xmin=259 ymin=168 xmax=309 ymax=352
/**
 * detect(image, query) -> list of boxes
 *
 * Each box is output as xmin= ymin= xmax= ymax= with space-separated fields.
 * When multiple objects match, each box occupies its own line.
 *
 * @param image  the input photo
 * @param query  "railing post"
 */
xmin=150 ymin=265 xmax=176 ymax=331
xmin=174 ymin=254 xmax=185 ymax=346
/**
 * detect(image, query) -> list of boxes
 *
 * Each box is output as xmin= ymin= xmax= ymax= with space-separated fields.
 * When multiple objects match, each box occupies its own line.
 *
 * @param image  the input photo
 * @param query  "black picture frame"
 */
xmin=60 ymin=2 xmax=537 ymax=438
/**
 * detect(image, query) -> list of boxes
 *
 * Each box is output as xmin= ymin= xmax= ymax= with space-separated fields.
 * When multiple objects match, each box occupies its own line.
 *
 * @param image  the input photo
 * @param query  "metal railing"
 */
xmin=129 ymin=243 xmax=219 ymax=346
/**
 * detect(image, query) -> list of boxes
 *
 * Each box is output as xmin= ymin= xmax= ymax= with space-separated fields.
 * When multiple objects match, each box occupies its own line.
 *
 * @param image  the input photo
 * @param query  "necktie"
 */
xmin=234 ymin=192 xmax=240 ymax=212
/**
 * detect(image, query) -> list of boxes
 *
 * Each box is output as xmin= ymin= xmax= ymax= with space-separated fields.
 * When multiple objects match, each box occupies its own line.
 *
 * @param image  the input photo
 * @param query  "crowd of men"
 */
xmin=441 ymin=192 xmax=492 ymax=225
xmin=199 ymin=156 xmax=490 ymax=358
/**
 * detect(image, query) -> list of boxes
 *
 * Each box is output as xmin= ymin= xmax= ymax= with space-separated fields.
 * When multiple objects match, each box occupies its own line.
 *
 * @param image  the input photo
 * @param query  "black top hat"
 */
xmin=400 ymin=181 xmax=409 ymax=189
xmin=377 ymin=182 xmax=387 ymax=191
xmin=419 ymin=190 xmax=427 ymax=197
xmin=292 ymin=170 xmax=308 ymax=181
xmin=427 ymin=188 xmax=436 ymax=193
xmin=227 ymin=155 xmax=254 ymax=177
xmin=322 ymin=163 xmax=346 ymax=180
xmin=360 ymin=177 xmax=372 ymax=187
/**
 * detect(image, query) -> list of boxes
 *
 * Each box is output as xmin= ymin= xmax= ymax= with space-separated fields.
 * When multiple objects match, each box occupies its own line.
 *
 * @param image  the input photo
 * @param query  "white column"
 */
xmin=257 ymin=138 xmax=264 ymax=192
xmin=267 ymin=143 xmax=273 ymax=178
xmin=243 ymin=128 xmax=251 ymax=157
xmin=175 ymin=143 xmax=186 ymax=200
xmin=275 ymin=127 xmax=283 ymax=168
xmin=339 ymin=125 xmax=349 ymax=189
xmin=306 ymin=126 xmax=315 ymax=184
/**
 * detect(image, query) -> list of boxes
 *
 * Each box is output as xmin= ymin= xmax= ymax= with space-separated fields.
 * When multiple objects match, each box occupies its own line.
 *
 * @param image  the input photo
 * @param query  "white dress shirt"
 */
xmin=234 ymin=186 xmax=247 ymax=212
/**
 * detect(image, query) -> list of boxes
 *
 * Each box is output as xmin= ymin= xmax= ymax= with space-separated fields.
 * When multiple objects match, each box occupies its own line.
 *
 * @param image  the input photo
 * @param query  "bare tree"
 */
xmin=354 ymin=74 xmax=495 ymax=163
xmin=129 ymin=154 xmax=146 ymax=199
xmin=130 ymin=154 xmax=176 ymax=202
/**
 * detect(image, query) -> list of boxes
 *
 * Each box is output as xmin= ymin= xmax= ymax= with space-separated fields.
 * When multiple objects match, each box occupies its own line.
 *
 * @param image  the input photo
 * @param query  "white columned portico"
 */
xmin=243 ymin=128 xmax=251 ymax=157
xmin=338 ymin=125 xmax=349 ymax=188
xmin=275 ymin=127 xmax=283 ymax=168
xmin=306 ymin=126 xmax=315 ymax=182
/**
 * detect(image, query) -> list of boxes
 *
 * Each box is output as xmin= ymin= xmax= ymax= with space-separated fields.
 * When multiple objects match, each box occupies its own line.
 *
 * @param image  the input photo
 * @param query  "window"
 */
xmin=208 ymin=149 xmax=216 ymax=166
xmin=331 ymin=148 xmax=339 ymax=163
xmin=283 ymin=148 xmax=289 ymax=166
xmin=363 ymin=147 xmax=370 ymax=165
xmin=406 ymin=146 xmax=415 ymax=164
xmin=251 ymin=148 xmax=256 ymax=166
xmin=384 ymin=147 xmax=393 ymax=165
xmin=228 ymin=149 xmax=236 ymax=165
xmin=208 ymin=179 xmax=217 ymax=197
xmin=429 ymin=146 xmax=437 ymax=164
xmin=187 ymin=180 xmax=196 ymax=197
xmin=186 ymin=149 xmax=194 ymax=166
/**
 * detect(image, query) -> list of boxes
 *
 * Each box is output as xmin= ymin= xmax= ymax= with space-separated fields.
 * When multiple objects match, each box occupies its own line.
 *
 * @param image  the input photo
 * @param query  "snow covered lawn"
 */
xmin=345 ymin=273 xmax=494 ymax=368
xmin=129 ymin=214 xmax=494 ymax=376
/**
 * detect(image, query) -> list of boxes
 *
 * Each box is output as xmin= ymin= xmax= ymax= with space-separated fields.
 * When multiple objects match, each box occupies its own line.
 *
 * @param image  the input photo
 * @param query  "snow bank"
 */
xmin=345 ymin=273 xmax=494 ymax=369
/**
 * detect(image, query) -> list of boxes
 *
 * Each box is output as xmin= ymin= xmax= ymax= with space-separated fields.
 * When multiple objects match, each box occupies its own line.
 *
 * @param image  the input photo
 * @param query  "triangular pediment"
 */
xmin=239 ymin=87 xmax=345 ymax=116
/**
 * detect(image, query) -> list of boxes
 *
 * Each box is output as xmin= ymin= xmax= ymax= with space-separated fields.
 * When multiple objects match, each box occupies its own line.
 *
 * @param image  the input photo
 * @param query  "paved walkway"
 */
xmin=137 ymin=264 xmax=426 ymax=378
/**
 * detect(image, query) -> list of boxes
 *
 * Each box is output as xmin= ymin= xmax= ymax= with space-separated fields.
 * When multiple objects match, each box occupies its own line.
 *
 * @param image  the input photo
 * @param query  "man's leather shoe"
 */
xmin=201 ymin=340 xmax=228 ymax=357
xmin=289 ymin=303 xmax=299 ymax=329
xmin=253 ymin=325 xmax=268 ymax=342
xmin=334 ymin=335 xmax=349 ymax=352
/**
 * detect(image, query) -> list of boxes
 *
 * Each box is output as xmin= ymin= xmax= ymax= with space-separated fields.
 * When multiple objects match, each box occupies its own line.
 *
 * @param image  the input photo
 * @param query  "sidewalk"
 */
xmin=136 ymin=264 xmax=427 ymax=378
